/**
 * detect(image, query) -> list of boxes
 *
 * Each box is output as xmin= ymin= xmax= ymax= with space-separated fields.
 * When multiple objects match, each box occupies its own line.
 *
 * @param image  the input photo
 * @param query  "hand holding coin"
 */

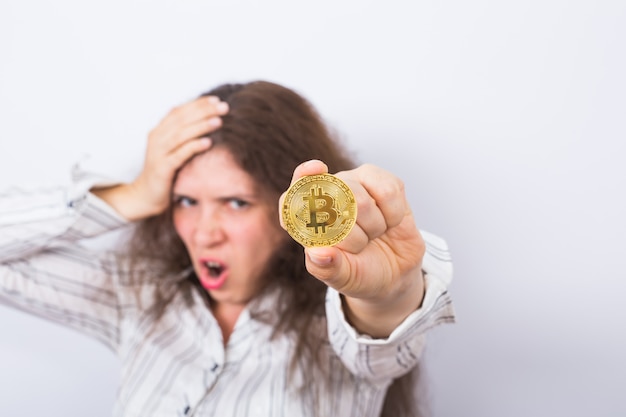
xmin=279 ymin=159 xmax=427 ymax=337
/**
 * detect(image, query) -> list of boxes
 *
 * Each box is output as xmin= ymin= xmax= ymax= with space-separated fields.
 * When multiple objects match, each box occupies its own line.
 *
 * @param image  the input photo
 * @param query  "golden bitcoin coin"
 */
xmin=282 ymin=173 xmax=357 ymax=247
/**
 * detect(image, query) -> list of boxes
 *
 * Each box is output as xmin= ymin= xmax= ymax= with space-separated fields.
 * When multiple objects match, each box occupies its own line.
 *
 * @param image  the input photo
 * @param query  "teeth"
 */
xmin=203 ymin=261 xmax=223 ymax=278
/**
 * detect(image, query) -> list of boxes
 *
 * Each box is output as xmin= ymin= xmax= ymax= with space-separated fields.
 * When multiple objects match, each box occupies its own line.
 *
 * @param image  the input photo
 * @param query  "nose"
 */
xmin=193 ymin=208 xmax=226 ymax=247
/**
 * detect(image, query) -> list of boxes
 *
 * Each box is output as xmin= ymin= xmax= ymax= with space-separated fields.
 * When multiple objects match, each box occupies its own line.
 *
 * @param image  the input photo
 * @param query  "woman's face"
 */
xmin=172 ymin=146 xmax=285 ymax=307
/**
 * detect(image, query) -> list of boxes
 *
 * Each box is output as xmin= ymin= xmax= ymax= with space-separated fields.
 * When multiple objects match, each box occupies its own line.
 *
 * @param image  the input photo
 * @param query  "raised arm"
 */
xmin=0 ymin=95 xmax=229 ymax=349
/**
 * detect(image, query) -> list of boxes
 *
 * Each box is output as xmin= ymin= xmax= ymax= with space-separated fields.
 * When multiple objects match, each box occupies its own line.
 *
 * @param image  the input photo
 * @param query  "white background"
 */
xmin=1 ymin=1 xmax=625 ymax=416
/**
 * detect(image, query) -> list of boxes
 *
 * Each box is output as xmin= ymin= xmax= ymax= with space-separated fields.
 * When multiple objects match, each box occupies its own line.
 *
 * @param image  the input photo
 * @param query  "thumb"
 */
xmin=305 ymin=247 xmax=347 ymax=289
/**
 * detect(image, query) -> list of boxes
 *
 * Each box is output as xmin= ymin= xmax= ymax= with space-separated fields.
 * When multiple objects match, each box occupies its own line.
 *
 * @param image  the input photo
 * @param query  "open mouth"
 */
xmin=205 ymin=260 xmax=223 ymax=277
xmin=199 ymin=259 xmax=227 ymax=290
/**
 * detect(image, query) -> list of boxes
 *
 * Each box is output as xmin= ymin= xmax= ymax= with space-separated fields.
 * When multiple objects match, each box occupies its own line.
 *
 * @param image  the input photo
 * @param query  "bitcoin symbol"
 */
xmin=282 ymin=173 xmax=357 ymax=247
xmin=304 ymin=187 xmax=338 ymax=234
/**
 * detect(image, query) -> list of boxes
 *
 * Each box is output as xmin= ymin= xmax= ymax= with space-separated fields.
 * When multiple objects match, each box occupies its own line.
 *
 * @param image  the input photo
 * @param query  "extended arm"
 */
xmin=281 ymin=160 xmax=431 ymax=337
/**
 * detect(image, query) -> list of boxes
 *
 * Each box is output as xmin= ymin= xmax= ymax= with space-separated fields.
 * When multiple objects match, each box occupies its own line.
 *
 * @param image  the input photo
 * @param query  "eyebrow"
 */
xmin=218 ymin=193 xmax=259 ymax=201
xmin=171 ymin=191 xmax=260 ymax=201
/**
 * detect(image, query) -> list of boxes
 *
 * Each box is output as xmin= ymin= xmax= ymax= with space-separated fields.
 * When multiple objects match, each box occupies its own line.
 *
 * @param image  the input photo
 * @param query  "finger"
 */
xmin=304 ymin=246 xmax=349 ymax=289
xmin=278 ymin=160 xmax=329 ymax=229
xmin=338 ymin=175 xmax=388 ymax=242
xmin=167 ymin=137 xmax=212 ymax=171
xmin=331 ymin=222 xmax=369 ymax=254
xmin=355 ymin=164 xmax=407 ymax=229
xmin=289 ymin=159 xmax=329 ymax=186
xmin=178 ymin=96 xmax=229 ymax=123
xmin=161 ymin=96 xmax=229 ymax=131
xmin=165 ymin=116 xmax=222 ymax=154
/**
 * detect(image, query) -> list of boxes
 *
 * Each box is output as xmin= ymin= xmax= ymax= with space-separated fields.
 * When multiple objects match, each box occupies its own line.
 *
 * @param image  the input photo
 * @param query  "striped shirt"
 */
xmin=0 ymin=177 xmax=455 ymax=417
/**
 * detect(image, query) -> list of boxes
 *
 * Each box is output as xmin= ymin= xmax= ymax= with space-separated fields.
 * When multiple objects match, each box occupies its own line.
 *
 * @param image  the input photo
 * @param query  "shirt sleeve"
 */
xmin=325 ymin=230 xmax=455 ymax=385
xmin=0 ymin=167 xmax=130 ymax=352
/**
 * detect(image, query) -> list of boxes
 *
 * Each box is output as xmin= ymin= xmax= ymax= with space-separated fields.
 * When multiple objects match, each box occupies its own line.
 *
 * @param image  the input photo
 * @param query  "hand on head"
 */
xmin=93 ymin=96 xmax=229 ymax=221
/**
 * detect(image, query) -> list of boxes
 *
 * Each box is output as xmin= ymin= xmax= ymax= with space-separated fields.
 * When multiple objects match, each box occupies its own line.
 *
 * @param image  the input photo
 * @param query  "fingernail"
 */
xmin=302 ymin=159 xmax=322 ymax=167
xmin=216 ymin=102 xmax=229 ymax=113
xmin=307 ymin=251 xmax=332 ymax=266
xmin=206 ymin=95 xmax=219 ymax=104
xmin=208 ymin=117 xmax=221 ymax=127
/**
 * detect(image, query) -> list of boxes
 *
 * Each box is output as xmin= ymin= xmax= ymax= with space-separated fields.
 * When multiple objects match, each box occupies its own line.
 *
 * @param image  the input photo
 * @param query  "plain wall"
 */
xmin=1 ymin=1 xmax=625 ymax=416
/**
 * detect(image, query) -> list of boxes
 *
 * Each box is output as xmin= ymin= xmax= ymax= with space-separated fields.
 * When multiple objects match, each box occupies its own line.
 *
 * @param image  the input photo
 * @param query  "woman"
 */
xmin=0 ymin=81 xmax=454 ymax=416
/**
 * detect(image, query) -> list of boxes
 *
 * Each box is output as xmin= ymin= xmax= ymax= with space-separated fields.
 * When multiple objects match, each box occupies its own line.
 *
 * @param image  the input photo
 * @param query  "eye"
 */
xmin=173 ymin=196 xmax=197 ymax=208
xmin=228 ymin=198 xmax=249 ymax=210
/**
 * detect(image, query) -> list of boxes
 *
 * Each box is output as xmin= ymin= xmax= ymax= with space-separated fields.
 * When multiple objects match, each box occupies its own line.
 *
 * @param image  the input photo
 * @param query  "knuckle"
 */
xmin=377 ymin=180 xmax=400 ymax=201
xmin=390 ymin=175 xmax=405 ymax=196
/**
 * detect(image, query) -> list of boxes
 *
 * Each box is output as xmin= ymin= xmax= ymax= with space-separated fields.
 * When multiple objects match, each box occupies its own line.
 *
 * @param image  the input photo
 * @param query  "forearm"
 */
xmin=0 ymin=185 xmax=127 ymax=263
xmin=342 ymin=268 xmax=425 ymax=339
xmin=91 ymin=182 xmax=161 ymax=222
